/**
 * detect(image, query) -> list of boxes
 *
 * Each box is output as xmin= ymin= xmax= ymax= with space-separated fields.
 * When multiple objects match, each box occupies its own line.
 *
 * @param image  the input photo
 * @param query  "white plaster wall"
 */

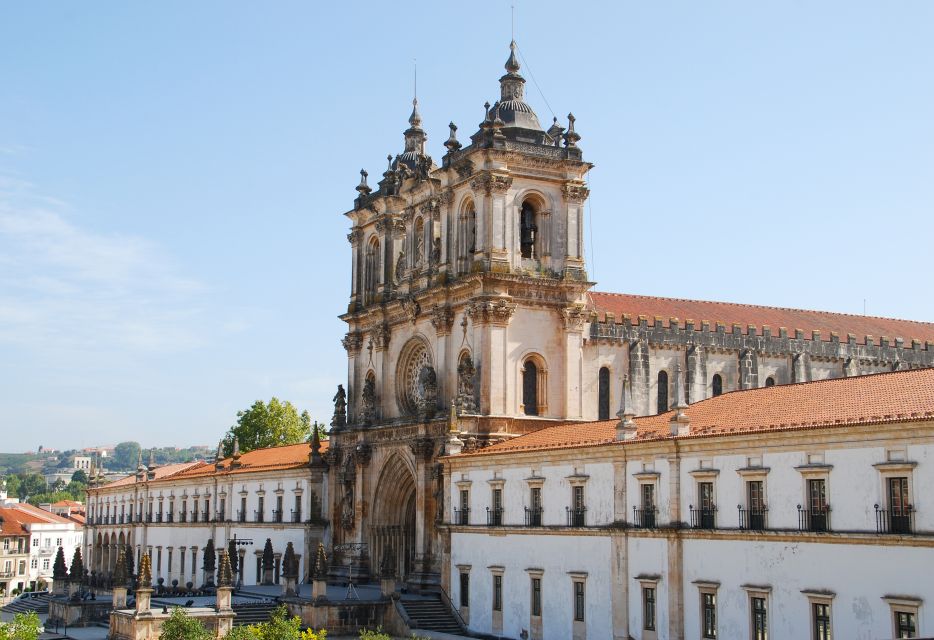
xmin=627 ymin=536 xmax=670 ymax=639
xmin=580 ymin=341 xmax=628 ymax=421
xmin=757 ymin=356 xmax=789 ymax=386
xmin=450 ymin=531 xmax=613 ymax=640
xmin=648 ymin=350 xmax=681 ymax=412
xmin=705 ymin=354 xmax=737 ymax=395
xmin=507 ymin=306 xmax=566 ymax=418
xmin=627 ymin=459 xmax=672 ymax=526
xmin=682 ymin=537 xmax=933 ymax=640
xmin=809 ymin=359 xmax=841 ymax=381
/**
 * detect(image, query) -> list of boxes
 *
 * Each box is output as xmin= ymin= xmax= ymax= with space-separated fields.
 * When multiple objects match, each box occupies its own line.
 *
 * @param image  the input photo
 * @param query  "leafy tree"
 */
xmin=222 ymin=605 xmax=324 ymax=640
xmin=159 ymin=607 xmax=213 ymax=640
xmin=71 ymin=469 xmax=88 ymax=483
xmin=113 ymin=442 xmax=141 ymax=470
xmin=13 ymin=473 xmax=46 ymax=500
xmin=222 ymin=399 xmax=311 ymax=456
xmin=0 ymin=610 xmax=42 ymax=640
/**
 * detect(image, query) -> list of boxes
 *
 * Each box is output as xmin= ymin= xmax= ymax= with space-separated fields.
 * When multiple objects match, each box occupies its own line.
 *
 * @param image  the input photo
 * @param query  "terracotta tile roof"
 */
xmin=589 ymin=292 xmax=934 ymax=346
xmin=94 ymin=441 xmax=330 ymax=490
xmin=99 ymin=462 xmax=203 ymax=489
xmin=5 ymin=503 xmax=76 ymax=525
xmin=0 ymin=507 xmax=30 ymax=536
xmin=51 ymin=500 xmax=83 ymax=507
xmin=165 ymin=441 xmax=330 ymax=481
xmin=455 ymin=368 xmax=934 ymax=457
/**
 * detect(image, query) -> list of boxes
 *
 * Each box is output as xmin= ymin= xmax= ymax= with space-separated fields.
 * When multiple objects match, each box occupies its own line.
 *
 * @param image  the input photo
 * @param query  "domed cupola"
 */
xmin=496 ymin=41 xmax=543 ymax=133
xmin=394 ymin=98 xmax=434 ymax=176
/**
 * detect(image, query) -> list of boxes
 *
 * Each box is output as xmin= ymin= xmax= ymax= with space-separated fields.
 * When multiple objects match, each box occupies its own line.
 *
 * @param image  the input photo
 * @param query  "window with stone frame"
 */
xmin=657 ymin=370 xmax=669 ymax=413
xmin=492 ymin=573 xmax=503 ymax=612
xmin=643 ymin=585 xmax=656 ymax=630
xmin=803 ymin=591 xmax=834 ymax=640
xmin=712 ymin=373 xmax=723 ymax=397
xmin=521 ymin=355 xmax=547 ymax=416
xmin=519 ymin=199 xmax=539 ymax=259
xmin=884 ymin=596 xmax=921 ymax=639
xmin=598 ymin=366 xmax=611 ymax=420
xmin=531 ymin=576 xmax=542 ymax=617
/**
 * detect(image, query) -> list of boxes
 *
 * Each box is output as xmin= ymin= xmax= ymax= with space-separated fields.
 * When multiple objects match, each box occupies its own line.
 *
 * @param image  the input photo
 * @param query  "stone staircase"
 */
xmin=400 ymin=594 xmax=465 ymax=635
xmin=231 ymin=601 xmax=279 ymax=625
xmin=1 ymin=593 xmax=51 ymax=615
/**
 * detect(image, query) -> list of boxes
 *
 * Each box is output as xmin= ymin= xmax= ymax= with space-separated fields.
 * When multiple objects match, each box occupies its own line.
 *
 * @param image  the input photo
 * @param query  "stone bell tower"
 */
xmin=327 ymin=41 xmax=593 ymax=590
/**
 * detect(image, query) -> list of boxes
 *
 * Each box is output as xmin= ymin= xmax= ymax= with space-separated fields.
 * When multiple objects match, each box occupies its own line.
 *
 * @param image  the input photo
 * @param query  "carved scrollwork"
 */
xmin=562 ymin=183 xmax=590 ymax=203
xmin=561 ymin=304 xmax=588 ymax=331
xmin=468 ymin=298 xmax=518 ymax=326
xmin=409 ymin=437 xmax=435 ymax=461
xmin=453 ymin=159 xmax=475 ymax=180
xmin=353 ymin=442 xmax=372 ymax=467
xmin=342 ymin=332 xmax=363 ymax=355
xmin=470 ymin=172 xmax=513 ymax=196
xmin=431 ymin=305 xmax=455 ymax=336
xmin=372 ymin=323 xmax=391 ymax=351
xmin=401 ymin=296 xmax=421 ymax=324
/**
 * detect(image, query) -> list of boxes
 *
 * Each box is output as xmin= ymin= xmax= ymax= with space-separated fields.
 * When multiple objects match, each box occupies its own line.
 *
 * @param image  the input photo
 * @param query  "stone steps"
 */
xmin=1 ymin=593 xmax=51 ymax=615
xmin=401 ymin=596 xmax=464 ymax=634
xmin=231 ymin=601 xmax=279 ymax=625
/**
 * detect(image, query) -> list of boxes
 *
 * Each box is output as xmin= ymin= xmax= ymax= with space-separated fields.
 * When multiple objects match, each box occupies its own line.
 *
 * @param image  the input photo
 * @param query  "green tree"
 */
xmin=71 ymin=469 xmax=88 ymax=483
xmin=0 ymin=610 xmax=42 ymax=640
xmin=222 ymin=398 xmax=311 ymax=456
xmin=222 ymin=605 xmax=324 ymax=640
xmin=158 ymin=607 xmax=213 ymax=640
xmin=113 ymin=442 xmax=141 ymax=470
xmin=13 ymin=473 xmax=46 ymax=500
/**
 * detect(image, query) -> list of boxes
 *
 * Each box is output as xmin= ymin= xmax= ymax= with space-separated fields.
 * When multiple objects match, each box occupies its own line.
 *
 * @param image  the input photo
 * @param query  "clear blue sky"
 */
xmin=1 ymin=2 xmax=932 ymax=452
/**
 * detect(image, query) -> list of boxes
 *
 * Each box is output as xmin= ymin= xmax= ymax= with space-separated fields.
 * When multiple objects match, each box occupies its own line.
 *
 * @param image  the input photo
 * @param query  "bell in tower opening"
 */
xmin=520 ymin=200 xmax=538 ymax=259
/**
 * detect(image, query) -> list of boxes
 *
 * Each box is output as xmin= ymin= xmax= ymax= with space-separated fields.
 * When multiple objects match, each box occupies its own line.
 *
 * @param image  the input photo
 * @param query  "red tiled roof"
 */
xmin=51 ymin=500 xmax=83 ymax=507
xmin=5 ymin=503 xmax=76 ymax=525
xmin=94 ymin=441 xmax=330 ymax=489
xmin=456 ymin=368 xmax=934 ymax=457
xmin=589 ymin=292 xmax=934 ymax=346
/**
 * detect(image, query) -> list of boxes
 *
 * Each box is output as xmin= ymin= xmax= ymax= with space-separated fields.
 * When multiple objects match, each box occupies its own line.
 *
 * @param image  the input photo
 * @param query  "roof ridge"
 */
xmin=590 ymin=291 xmax=934 ymax=328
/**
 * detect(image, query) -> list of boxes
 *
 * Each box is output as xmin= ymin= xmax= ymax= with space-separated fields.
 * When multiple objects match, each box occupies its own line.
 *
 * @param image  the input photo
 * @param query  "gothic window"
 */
xmin=598 ymin=367 xmax=610 ymax=420
xmin=459 ymin=200 xmax=477 ymax=274
xmin=520 ymin=200 xmax=538 ymax=259
xmin=765 ymin=376 xmax=775 ymax=387
xmin=414 ymin=217 xmax=425 ymax=267
xmin=521 ymin=356 xmax=547 ymax=416
xmin=657 ymin=370 xmax=669 ymax=414
xmin=397 ymin=338 xmax=433 ymax=416
xmin=712 ymin=373 xmax=723 ymax=397
xmin=364 ymin=236 xmax=380 ymax=304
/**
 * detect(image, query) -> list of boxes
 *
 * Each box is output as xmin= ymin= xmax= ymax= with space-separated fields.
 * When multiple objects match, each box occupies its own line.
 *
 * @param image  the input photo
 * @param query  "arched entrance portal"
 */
xmin=370 ymin=454 xmax=417 ymax=582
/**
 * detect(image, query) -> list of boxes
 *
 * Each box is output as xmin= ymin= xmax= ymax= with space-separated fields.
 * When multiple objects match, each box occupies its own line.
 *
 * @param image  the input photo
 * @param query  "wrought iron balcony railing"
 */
xmin=689 ymin=506 xmax=717 ymax=529
xmin=875 ymin=504 xmax=914 ymax=534
xmin=738 ymin=506 xmax=768 ymax=531
xmin=798 ymin=505 xmax=831 ymax=532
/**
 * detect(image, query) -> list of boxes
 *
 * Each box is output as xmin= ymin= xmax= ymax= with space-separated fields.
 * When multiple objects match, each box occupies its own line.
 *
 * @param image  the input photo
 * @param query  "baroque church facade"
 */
xmin=327 ymin=41 xmax=934 ymax=591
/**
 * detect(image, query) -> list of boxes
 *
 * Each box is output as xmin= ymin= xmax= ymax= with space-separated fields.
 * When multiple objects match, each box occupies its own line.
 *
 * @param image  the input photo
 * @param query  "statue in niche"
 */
xmin=340 ymin=457 xmax=355 ymax=531
xmin=456 ymin=354 xmax=478 ymax=413
xmin=331 ymin=384 xmax=347 ymax=428
xmin=417 ymin=365 xmax=438 ymax=420
xmin=431 ymin=237 xmax=441 ymax=265
xmin=361 ymin=376 xmax=376 ymax=425
xmin=394 ymin=249 xmax=406 ymax=283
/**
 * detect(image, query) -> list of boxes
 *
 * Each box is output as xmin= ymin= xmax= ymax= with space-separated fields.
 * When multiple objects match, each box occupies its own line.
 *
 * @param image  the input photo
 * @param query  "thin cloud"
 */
xmin=0 ymin=175 xmax=208 ymax=355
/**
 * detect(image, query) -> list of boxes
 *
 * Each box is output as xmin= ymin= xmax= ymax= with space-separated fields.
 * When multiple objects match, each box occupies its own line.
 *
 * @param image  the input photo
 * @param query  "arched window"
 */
xmin=364 ymin=236 xmax=380 ymax=304
xmin=712 ymin=373 xmax=723 ymax=397
xmin=414 ymin=217 xmax=425 ymax=267
xmin=764 ymin=376 xmax=775 ymax=387
xmin=459 ymin=200 xmax=477 ymax=274
xmin=657 ymin=371 xmax=669 ymax=414
xmin=521 ymin=356 xmax=547 ymax=416
xmin=598 ymin=367 xmax=610 ymax=420
xmin=520 ymin=200 xmax=538 ymax=259
xmin=523 ymin=361 xmax=538 ymax=416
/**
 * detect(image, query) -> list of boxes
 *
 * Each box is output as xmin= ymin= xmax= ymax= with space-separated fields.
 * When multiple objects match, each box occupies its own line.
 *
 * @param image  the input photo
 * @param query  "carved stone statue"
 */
xmin=457 ymin=354 xmax=478 ymax=413
xmin=394 ymin=249 xmax=406 ymax=284
xmin=331 ymin=384 xmax=347 ymax=428
xmin=431 ymin=236 xmax=441 ymax=265
xmin=340 ymin=457 xmax=355 ymax=531
xmin=417 ymin=365 xmax=438 ymax=420
xmin=361 ymin=376 xmax=376 ymax=425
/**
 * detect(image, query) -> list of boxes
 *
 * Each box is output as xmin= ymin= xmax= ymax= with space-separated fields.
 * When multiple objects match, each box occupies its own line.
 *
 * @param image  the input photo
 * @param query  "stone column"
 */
xmin=628 ymin=337 xmax=651 ymax=416
xmin=563 ymin=306 xmax=587 ymax=419
xmin=561 ymin=182 xmax=589 ymax=276
xmin=431 ymin=306 xmax=454 ymax=401
xmin=408 ymin=436 xmax=438 ymax=591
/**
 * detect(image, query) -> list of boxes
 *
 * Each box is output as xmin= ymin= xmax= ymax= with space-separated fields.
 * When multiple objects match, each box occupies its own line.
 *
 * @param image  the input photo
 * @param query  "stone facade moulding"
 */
xmin=589 ymin=319 xmax=934 ymax=369
xmin=470 ymin=172 xmax=513 ymax=196
xmin=468 ymin=298 xmax=518 ymax=326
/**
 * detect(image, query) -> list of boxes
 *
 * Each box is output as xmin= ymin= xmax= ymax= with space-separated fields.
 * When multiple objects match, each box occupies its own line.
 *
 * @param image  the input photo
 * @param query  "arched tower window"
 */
xmin=657 ymin=370 xmax=669 ymax=414
xmin=459 ymin=200 xmax=477 ymax=274
xmin=521 ymin=356 xmax=547 ymax=416
xmin=712 ymin=373 xmax=723 ymax=397
xmin=520 ymin=200 xmax=538 ymax=259
xmin=414 ymin=217 xmax=425 ymax=267
xmin=764 ymin=376 xmax=775 ymax=387
xmin=598 ymin=367 xmax=610 ymax=420
xmin=364 ymin=236 xmax=380 ymax=304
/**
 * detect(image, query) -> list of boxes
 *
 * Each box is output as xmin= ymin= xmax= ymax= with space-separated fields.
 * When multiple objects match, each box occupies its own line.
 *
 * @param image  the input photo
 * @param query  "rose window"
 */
xmin=399 ymin=341 xmax=432 ymax=416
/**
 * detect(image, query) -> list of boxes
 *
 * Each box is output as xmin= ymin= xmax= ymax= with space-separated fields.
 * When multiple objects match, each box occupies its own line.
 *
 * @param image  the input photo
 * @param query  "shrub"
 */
xmin=0 ymin=611 xmax=43 ymax=640
xmin=158 ymin=607 xmax=213 ymax=640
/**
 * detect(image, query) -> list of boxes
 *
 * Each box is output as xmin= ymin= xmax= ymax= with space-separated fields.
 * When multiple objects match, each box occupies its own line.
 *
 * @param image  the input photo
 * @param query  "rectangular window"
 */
xmin=193 ymin=499 xmax=199 ymax=521
xmin=220 ymin=497 xmax=227 ymax=519
xmin=30 ymin=559 xmax=37 ymax=569
xmin=752 ymin=597 xmax=767 ymax=640
xmin=276 ymin=495 xmax=283 ymax=522
xmin=18 ymin=560 xmax=25 ymax=575
xmin=896 ymin=611 xmax=916 ymax=638
xmin=491 ymin=489 xmax=503 ymax=525
xmin=460 ymin=489 xmax=469 ymax=511
xmin=747 ymin=480 xmax=766 ymax=529
xmin=698 ymin=481 xmax=715 ymax=528
xmin=573 ymin=485 xmax=584 ymax=510
xmin=32 ymin=538 xmax=38 ymax=548
xmin=702 ymin=592 xmax=717 ymax=638
xmin=574 ymin=581 xmax=585 ymax=622
xmin=293 ymin=495 xmax=300 ymax=521
xmin=531 ymin=577 xmax=542 ymax=617
xmin=42 ymin=559 xmax=49 ymax=570
xmin=813 ymin=603 xmax=831 ymax=640
xmin=240 ymin=497 xmax=247 ymax=522
xmin=56 ymin=538 xmax=62 ymax=546
xmin=808 ymin=478 xmax=828 ymax=531
xmin=493 ymin=574 xmax=503 ymax=612
xmin=459 ymin=572 xmax=469 ymax=608
xmin=529 ymin=487 xmax=543 ymax=526
xmin=643 ymin=587 xmax=656 ymax=631
xmin=257 ymin=496 xmax=265 ymax=522
xmin=180 ymin=551 xmax=186 ymax=577
xmin=888 ymin=477 xmax=911 ymax=533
